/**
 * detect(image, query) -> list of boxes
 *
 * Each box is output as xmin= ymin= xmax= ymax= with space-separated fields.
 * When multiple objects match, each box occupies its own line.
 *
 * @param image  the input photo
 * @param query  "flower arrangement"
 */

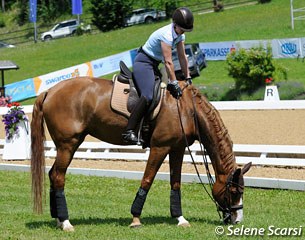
xmin=265 ymin=77 xmax=274 ymax=86
xmin=2 ymin=102 xmax=28 ymax=140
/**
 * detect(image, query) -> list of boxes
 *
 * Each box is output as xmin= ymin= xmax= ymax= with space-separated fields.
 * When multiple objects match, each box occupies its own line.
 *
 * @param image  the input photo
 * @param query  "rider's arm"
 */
xmin=176 ymin=41 xmax=191 ymax=79
xmin=161 ymin=41 xmax=176 ymax=82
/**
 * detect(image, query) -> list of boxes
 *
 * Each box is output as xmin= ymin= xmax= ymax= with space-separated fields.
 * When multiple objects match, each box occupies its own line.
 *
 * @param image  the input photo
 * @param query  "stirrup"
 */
xmin=123 ymin=130 xmax=143 ymax=145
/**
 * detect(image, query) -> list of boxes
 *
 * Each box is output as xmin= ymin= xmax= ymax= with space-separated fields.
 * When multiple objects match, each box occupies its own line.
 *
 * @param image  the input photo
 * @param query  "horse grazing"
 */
xmin=31 ymin=76 xmax=251 ymax=231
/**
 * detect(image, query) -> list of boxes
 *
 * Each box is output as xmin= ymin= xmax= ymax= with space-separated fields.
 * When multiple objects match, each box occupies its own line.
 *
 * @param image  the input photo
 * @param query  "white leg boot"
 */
xmin=177 ymin=216 xmax=191 ymax=227
xmin=56 ymin=218 xmax=75 ymax=232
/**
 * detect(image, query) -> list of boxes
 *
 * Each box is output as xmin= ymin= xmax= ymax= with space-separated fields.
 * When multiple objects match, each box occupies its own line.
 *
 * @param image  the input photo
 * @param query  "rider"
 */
xmin=122 ymin=7 xmax=194 ymax=145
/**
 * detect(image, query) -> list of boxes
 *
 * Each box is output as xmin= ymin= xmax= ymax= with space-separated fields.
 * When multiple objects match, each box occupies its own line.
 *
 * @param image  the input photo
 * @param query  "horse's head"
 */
xmin=212 ymin=162 xmax=252 ymax=224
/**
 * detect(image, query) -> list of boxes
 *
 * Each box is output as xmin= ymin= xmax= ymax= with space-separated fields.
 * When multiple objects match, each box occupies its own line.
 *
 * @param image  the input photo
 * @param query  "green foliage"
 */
xmin=0 ymin=15 xmax=5 ymax=28
xmin=199 ymin=83 xmax=235 ymax=101
xmin=226 ymin=46 xmax=287 ymax=95
xmin=75 ymin=25 xmax=84 ymax=36
xmin=90 ymin=0 xmax=133 ymax=32
xmin=165 ymin=0 xmax=178 ymax=18
xmin=276 ymin=81 xmax=305 ymax=100
xmin=258 ymin=0 xmax=272 ymax=3
xmin=38 ymin=0 xmax=71 ymax=23
xmin=14 ymin=0 xmax=28 ymax=26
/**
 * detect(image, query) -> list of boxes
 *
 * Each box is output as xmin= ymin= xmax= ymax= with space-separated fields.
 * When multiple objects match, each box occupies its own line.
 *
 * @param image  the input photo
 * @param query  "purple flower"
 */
xmin=2 ymin=103 xmax=28 ymax=140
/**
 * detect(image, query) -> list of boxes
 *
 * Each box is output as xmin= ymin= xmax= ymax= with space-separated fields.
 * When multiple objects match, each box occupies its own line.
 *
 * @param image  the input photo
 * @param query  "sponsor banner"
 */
xmin=5 ymin=78 xmax=36 ymax=102
xmin=235 ymin=40 xmax=271 ymax=51
xmin=272 ymin=38 xmax=301 ymax=59
xmin=35 ymin=62 xmax=92 ymax=95
xmin=72 ymin=0 xmax=82 ymax=15
xmin=199 ymin=41 xmax=236 ymax=61
xmin=29 ymin=0 xmax=37 ymax=22
xmin=301 ymin=38 xmax=305 ymax=57
xmin=130 ymin=48 xmax=138 ymax=64
xmin=91 ymin=51 xmax=132 ymax=78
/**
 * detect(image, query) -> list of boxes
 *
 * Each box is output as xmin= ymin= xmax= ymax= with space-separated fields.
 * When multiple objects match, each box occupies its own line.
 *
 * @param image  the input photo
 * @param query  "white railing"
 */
xmin=0 ymin=140 xmax=298 ymax=168
xmin=1 ymin=140 xmax=305 ymax=191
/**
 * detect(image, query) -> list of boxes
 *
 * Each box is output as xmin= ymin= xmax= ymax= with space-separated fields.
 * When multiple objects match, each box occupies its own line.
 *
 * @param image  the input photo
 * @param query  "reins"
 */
xmin=175 ymin=85 xmax=223 ymax=220
xmin=176 ymin=83 xmax=245 ymax=223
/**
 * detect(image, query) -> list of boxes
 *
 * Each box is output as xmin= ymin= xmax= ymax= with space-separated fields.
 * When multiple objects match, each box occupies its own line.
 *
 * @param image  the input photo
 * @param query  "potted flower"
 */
xmin=2 ymin=102 xmax=28 ymax=140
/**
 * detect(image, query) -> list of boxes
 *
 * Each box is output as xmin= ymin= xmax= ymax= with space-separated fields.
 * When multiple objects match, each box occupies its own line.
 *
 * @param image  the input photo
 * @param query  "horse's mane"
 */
xmin=192 ymin=87 xmax=237 ymax=174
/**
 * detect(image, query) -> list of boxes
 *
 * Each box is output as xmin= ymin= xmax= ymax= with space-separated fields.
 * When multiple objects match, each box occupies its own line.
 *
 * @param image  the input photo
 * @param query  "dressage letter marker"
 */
xmin=264 ymin=86 xmax=280 ymax=101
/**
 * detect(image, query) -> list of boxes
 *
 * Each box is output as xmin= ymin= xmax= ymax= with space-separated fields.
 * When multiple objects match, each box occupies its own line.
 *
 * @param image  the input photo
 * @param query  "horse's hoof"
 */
xmin=129 ymin=222 xmax=142 ymax=228
xmin=129 ymin=217 xmax=142 ymax=228
xmin=178 ymin=221 xmax=191 ymax=227
xmin=63 ymin=226 xmax=75 ymax=232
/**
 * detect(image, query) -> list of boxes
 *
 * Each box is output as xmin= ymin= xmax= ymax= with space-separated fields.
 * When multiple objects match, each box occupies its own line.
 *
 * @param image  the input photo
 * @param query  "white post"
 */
xmin=291 ymin=0 xmax=294 ymax=30
xmin=3 ymin=121 xmax=31 ymax=160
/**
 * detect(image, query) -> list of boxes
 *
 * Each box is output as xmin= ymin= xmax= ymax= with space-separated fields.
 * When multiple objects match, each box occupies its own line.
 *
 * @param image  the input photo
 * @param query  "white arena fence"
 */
xmin=42 ymin=140 xmax=305 ymax=168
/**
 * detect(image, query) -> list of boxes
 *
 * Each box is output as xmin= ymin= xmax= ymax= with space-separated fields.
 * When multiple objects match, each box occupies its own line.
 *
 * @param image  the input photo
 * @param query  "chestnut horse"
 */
xmin=31 ymin=77 xmax=251 ymax=231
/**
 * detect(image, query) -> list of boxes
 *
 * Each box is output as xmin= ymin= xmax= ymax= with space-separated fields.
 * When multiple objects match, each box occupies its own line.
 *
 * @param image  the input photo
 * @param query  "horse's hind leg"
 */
xmin=169 ymin=149 xmax=191 ymax=227
xmin=49 ymin=141 xmax=80 ymax=232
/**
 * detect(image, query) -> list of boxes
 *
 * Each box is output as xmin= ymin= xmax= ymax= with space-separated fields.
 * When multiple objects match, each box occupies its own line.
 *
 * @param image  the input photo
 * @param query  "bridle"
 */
xmin=177 ymin=81 xmax=244 ymax=223
xmin=221 ymin=171 xmax=245 ymax=223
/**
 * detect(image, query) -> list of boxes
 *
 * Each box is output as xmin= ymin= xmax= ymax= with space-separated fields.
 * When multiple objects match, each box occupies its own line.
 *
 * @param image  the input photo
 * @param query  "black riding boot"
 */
xmin=123 ymin=96 xmax=149 ymax=145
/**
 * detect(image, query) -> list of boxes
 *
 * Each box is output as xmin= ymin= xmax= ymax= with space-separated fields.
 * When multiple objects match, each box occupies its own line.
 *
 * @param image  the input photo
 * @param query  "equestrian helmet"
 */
xmin=172 ymin=7 xmax=194 ymax=32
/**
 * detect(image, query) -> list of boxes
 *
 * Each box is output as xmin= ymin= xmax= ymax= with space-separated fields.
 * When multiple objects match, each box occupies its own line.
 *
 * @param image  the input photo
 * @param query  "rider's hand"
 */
xmin=186 ymin=77 xmax=192 ymax=85
xmin=167 ymin=80 xmax=182 ymax=99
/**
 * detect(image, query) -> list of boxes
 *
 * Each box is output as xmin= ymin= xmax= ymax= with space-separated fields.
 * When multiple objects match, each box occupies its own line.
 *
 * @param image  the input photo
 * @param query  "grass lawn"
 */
xmin=0 ymin=170 xmax=304 ymax=239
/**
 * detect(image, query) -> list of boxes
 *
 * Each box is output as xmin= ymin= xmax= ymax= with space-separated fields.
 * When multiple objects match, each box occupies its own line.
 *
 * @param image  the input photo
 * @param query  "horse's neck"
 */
xmin=197 ymin=96 xmax=237 ymax=179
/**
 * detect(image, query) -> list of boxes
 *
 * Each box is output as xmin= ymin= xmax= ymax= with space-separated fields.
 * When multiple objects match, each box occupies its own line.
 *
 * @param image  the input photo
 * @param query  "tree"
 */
xmin=15 ymin=0 xmax=28 ymax=26
xmin=91 ymin=0 xmax=133 ymax=32
xmin=38 ymin=0 xmax=71 ymax=23
xmin=1 ymin=0 xmax=15 ymax=12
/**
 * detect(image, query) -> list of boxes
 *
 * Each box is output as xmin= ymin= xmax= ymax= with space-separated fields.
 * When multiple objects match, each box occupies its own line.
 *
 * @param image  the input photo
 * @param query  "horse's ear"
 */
xmin=232 ymin=168 xmax=241 ymax=181
xmin=241 ymin=162 xmax=252 ymax=175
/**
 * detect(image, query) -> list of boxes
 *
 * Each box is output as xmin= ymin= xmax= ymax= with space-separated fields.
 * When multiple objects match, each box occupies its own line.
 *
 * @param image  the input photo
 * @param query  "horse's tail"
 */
xmin=31 ymin=91 xmax=48 ymax=214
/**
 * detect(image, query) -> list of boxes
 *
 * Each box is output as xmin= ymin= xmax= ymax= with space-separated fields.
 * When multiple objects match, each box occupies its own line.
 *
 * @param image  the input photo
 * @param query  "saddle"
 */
xmin=110 ymin=61 xmax=166 ymax=120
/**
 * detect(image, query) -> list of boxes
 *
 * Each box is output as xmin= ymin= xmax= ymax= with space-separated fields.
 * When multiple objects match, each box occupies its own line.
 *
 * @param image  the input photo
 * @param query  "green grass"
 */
xmin=1 ymin=0 xmax=305 ymax=104
xmin=0 ymin=170 xmax=304 ymax=239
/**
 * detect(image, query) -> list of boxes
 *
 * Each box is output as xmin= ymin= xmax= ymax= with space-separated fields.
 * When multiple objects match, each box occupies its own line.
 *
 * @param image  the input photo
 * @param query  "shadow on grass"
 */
xmin=26 ymin=216 xmax=220 ymax=229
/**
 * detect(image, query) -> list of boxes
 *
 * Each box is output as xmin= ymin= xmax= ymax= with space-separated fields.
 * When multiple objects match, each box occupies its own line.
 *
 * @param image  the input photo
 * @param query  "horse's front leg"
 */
xmin=169 ymin=148 xmax=191 ymax=227
xmin=129 ymin=147 xmax=169 ymax=228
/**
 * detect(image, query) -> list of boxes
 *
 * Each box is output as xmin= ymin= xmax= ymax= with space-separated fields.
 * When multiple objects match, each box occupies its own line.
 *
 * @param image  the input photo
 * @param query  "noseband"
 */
xmin=177 ymin=83 xmax=244 ymax=223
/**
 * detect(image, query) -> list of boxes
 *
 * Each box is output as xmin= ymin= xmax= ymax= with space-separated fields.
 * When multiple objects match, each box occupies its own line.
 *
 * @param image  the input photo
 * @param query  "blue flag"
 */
xmin=29 ymin=0 xmax=37 ymax=22
xmin=72 ymin=0 xmax=83 ymax=15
